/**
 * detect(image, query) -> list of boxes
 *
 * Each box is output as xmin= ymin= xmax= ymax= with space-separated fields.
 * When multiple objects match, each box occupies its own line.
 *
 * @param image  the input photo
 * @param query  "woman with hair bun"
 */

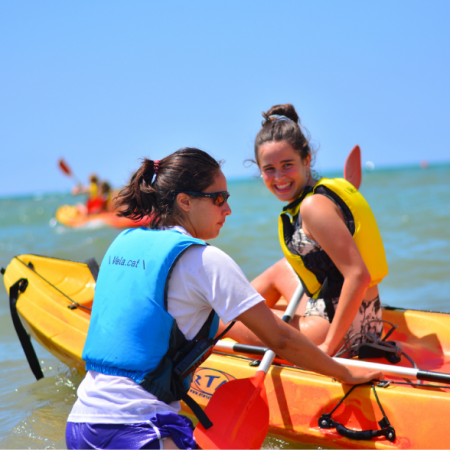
xmin=66 ymin=147 xmax=382 ymax=450
xmin=223 ymin=104 xmax=389 ymax=358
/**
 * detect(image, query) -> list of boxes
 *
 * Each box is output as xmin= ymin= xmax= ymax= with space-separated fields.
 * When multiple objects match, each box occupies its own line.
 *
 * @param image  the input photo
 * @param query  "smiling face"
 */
xmin=175 ymin=169 xmax=232 ymax=240
xmin=258 ymin=141 xmax=312 ymax=203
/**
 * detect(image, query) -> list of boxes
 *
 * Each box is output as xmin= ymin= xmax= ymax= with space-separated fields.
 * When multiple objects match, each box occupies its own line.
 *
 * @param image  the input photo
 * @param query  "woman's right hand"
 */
xmin=338 ymin=366 xmax=384 ymax=385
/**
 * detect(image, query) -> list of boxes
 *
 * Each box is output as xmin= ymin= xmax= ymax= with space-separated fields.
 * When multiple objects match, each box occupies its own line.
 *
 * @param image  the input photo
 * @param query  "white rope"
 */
xmin=146 ymin=419 xmax=162 ymax=440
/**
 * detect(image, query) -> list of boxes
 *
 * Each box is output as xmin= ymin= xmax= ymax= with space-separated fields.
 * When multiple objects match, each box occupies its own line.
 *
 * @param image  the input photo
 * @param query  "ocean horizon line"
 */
xmin=2 ymin=159 xmax=449 ymax=200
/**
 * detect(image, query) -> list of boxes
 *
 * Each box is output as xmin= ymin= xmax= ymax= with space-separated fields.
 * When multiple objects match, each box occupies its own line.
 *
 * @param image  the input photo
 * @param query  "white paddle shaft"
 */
xmin=257 ymin=284 xmax=304 ymax=374
xmin=333 ymin=357 xmax=418 ymax=378
xmin=214 ymin=341 xmax=450 ymax=383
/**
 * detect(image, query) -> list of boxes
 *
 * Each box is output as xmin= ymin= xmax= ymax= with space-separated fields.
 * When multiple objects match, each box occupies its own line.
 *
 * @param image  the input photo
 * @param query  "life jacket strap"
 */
xmin=282 ymin=186 xmax=314 ymax=212
xmin=174 ymin=315 xmax=235 ymax=429
xmin=214 ymin=320 xmax=235 ymax=342
xmin=180 ymin=391 xmax=213 ymax=429
xmin=318 ymin=278 xmax=335 ymax=323
xmin=174 ymin=315 xmax=235 ymax=380
xmin=323 ymin=297 xmax=335 ymax=323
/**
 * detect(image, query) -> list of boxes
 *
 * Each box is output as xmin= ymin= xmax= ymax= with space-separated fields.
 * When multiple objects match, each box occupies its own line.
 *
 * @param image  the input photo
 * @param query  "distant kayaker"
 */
xmin=99 ymin=180 xmax=115 ymax=212
xmin=222 ymin=103 xmax=388 ymax=359
xmin=65 ymin=148 xmax=382 ymax=450
xmin=71 ymin=173 xmax=100 ymax=199
xmin=71 ymin=173 xmax=107 ymax=214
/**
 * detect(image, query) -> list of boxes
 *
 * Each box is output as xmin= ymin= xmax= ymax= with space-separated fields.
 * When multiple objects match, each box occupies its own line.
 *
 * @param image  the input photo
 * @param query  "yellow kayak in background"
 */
xmin=55 ymin=204 xmax=149 ymax=228
xmin=3 ymin=254 xmax=450 ymax=449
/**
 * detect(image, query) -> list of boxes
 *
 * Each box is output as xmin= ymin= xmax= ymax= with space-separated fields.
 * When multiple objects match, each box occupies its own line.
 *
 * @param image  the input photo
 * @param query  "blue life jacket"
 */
xmin=82 ymin=228 xmax=220 ymax=427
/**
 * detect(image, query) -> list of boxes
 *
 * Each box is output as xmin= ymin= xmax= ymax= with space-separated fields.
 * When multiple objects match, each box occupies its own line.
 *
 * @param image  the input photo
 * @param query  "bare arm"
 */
xmin=71 ymin=185 xmax=90 ymax=196
xmin=301 ymin=194 xmax=371 ymax=356
xmin=237 ymin=302 xmax=382 ymax=384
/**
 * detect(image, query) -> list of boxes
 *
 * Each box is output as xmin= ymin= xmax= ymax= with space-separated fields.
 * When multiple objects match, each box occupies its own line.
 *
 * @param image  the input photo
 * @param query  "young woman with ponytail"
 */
xmin=222 ymin=104 xmax=389 ymax=360
xmin=66 ymin=147 xmax=382 ymax=450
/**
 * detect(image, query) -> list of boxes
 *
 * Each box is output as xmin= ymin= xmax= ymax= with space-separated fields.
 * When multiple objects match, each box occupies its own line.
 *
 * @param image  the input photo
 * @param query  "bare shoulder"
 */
xmin=300 ymin=193 xmax=339 ymax=220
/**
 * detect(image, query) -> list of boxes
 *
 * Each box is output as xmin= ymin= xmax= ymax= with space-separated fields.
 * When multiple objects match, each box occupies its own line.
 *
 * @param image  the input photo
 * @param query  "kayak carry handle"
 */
xmin=319 ymin=382 xmax=396 ymax=443
xmin=319 ymin=414 xmax=396 ymax=442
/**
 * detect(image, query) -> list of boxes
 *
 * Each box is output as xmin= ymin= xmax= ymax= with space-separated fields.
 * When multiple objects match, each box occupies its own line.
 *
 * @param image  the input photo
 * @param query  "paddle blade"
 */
xmin=194 ymin=372 xmax=269 ymax=449
xmin=344 ymin=145 xmax=362 ymax=189
xmin=58 ymin=159 xmax=72 ymax=176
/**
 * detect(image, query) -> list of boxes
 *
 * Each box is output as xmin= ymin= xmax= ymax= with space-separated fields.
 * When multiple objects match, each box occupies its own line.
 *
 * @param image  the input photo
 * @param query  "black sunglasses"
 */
xmin=174 ymin=190 xmax=230 ymax=206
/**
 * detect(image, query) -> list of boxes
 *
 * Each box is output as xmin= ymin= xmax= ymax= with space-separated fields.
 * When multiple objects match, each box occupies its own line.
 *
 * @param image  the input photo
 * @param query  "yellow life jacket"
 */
xmin=89 ymin=182 xmax=98 ymax=199
xmin=278 ymin=178 xmax=388 ymax=302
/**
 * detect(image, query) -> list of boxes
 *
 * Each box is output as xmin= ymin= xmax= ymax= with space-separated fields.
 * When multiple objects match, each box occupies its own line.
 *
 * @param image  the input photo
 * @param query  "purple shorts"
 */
xmin=66 ymin=413 xmax=196 ymax=449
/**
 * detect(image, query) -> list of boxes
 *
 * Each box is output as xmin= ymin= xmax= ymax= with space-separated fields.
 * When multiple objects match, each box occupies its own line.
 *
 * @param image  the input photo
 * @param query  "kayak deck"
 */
xmin=188 ymin=352 xmax=450 ymax=449
xmin=3 ymin=254 xmax=450 ymax=448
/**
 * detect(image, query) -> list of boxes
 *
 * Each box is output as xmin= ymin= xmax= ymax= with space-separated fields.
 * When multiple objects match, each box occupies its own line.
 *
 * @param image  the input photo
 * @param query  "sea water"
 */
xmin=0 ymin=164 xmax=449 ymax=448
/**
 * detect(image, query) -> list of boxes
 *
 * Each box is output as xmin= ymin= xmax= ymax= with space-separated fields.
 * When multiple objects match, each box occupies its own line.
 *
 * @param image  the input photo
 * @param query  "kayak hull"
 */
xmin=55 ymin=205 xmax=149 ymax=228
xmin=3 ymin=254 xmax=450 ymax=449
xmin=189 ymin=352 xmax=450 ymax=449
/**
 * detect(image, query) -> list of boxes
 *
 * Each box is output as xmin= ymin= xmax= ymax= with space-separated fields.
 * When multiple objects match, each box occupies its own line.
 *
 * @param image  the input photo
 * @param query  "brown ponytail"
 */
xmin=115 ymin=148 xmax=221 ymax=229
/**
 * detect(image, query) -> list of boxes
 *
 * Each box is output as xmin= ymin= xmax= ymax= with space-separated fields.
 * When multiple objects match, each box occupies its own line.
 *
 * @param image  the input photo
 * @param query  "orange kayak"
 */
xmin=3 ymin=254 xmax=450 ymax=449
xmin=55 ymin=204 xmax=149 ymax=228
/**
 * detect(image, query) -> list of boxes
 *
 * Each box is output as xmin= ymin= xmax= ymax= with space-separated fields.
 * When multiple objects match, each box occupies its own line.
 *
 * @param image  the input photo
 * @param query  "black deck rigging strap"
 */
xmin=14 ymin=256 xmax=92 ymax=311
xmin=334 ymin=319 xmax=420 ymax=371
xmin=319 ymin=382 xmax=396 ymax=442
xmin=9 ymin=278 xmax=44 ymax=381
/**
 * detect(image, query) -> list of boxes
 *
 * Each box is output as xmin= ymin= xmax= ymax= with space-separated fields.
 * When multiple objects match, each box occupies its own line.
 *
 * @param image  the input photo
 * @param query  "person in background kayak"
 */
xmin=71 ymin=173 xmax=106 ymax=214
xmin=71 ymin=173 xmax=100 ymax=198
xmin=222 ymin=104 xmax=388 ymax=358
xmin=99 ymin=180 xmax=115 ymax=212
xmin=65 ymin=148 xmax=382 ymax=450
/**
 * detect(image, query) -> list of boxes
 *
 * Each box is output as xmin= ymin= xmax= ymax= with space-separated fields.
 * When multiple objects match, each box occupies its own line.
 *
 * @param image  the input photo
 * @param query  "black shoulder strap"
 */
xmin=214 ymin=320 xmax=235 ymax=343
xmin=193 ymin=309 xmax=236 ymax=342
xmin=282 ymin=186 xmax=314 ymax=212
xmin=193 ymin=309 xmax=217 ymax=340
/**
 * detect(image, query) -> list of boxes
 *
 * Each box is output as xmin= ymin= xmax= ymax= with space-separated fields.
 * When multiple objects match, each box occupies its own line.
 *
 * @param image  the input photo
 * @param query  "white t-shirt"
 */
xmin=68 ymin=226 xmax=264 ymax=423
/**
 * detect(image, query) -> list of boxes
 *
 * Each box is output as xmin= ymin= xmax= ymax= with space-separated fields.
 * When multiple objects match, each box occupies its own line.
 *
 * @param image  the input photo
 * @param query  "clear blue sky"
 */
xmin=1 ymin=1 xmax=449 ymax=196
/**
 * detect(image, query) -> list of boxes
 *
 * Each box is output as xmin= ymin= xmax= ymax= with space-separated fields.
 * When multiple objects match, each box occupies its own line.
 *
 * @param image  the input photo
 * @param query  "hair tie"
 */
xmin=268 ymin=114 xmax=294 ymax=123
xmin=154 ymin=160 xmax=161 ymax=176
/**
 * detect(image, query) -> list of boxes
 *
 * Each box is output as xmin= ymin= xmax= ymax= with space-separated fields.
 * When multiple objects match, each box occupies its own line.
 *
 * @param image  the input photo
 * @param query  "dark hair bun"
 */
xmin=254 ymin=103 xmax=314 ymax=168
xmin=265 ymin=103 xmax=299 ymax=124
